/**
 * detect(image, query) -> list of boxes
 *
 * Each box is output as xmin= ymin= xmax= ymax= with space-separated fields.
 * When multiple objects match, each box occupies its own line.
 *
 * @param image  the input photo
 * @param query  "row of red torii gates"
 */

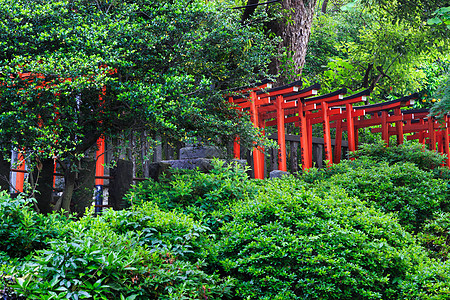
xmin=228 ymin=80 xmax=450 ymax=179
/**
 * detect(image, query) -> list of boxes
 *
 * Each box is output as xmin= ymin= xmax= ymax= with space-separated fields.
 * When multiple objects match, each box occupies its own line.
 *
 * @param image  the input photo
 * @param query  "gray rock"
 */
xmin=162 ymin=158 xmax=215 ymax=172
xmin=179 ymin=146 xmax=223 ymax=159
xmin=147 ymin=162 xmax=171 ymax=181
xmin=146 ymin=159 xmax=248 ymax=181
xmin=270 ymin=170 xmax=290 ymax=178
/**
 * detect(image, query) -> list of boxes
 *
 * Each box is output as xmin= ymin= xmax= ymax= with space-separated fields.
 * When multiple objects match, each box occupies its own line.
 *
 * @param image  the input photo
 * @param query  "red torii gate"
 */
xmin=6 ymin=70 xmax=112 ymax=193
xmin=229 ymin=80 xmax=450 ymax=178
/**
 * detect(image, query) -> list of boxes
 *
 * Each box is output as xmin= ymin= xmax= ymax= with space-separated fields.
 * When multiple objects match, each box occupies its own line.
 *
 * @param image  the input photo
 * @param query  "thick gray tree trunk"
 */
xmin=272 ymin=0 xmax=317 ymax=84
xmin=241 ymin=0 xmax=317 ymax=85
xmin=0 ymin=154 xmax=10 ymax=192
xmin=32 ymin=158 xmax=54 ymax=214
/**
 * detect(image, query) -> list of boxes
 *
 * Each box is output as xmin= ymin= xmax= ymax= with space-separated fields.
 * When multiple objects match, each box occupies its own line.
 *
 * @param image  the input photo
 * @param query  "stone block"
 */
xmin=179 ymin=146 xmax=223 ymax=159
xmin=270 ymin=170 xmax=290 ymax=178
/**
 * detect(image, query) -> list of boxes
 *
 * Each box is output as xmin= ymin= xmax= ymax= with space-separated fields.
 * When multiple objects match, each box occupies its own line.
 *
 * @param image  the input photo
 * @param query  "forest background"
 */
xmin=1 ymin=0 xmax=450 ymax=299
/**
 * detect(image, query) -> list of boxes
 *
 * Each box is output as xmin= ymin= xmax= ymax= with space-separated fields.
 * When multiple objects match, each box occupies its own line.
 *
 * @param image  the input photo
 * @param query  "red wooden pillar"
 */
xmin=233 ymin=137 xmax=241 ymax=159
xmin=419 ymin=119 xmax=426 ymax=145
xmin=381 ymin=111 xmax=389 ymax=146
xmin=429 ymin=117 xmax=436 ymax=151
xmin=438 ymin=131 xmax=444 ymax=154
xmin=334 ymin=120 xmax=342 ymax=164
xmin=346 ymin=103 xmax=356 ymax=157
xmin=250 ymin=91 xmax=264 ymax=179
xmin=95 ymin=136 xmax=105 ymax=186
xmin=394 ymin=108 xmax=404 ymax=145
xmin=307 ymin=117 xmax=313 ymax=169
xmin=258 ymin=113 xmax=266 ymax=177
xmin=95 ymin=86 xmax=106 ymax=186
xmin=228 ymin=97 xmax=241 ymax=159
xmin=276 ymin=95 xmax=287 ymax=171
xmin=15 ymin=152 xmax=25 ymax=193
xmin=443 ymin=115 xmax=450 ymax=168
xmin=298 ymin=102 xmax=310 ymax=170
xmin=321 ymin=101 xmax=333 ymax=166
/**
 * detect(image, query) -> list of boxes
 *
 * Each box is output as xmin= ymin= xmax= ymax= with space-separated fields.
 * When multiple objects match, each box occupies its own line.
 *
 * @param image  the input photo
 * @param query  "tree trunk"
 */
xmin=241 ymin=0 xmax=316 ymax=85
xmin=321 ymin=0 xmax=329 ymax=13
xmin=72 ymin=158 xmax=96 ymax=215
xmin=60 ymin=167 xmax=76 ymax=214
xmin=0 ymin=154 xmax=10 ymax=192
xmin=32 ymin=158 xmax=54 ymax=214
xmin=268 ymin=0 xmax=317 ymax=85
xmin=109 ymin=159 xmax=134 ymax=210
xmin=278 ymin=0 xmax=317 ymax=84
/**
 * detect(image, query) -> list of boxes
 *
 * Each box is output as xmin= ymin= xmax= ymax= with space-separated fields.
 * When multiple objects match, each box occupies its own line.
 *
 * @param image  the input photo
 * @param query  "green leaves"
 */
xmin=428 ymin=6 xmax=450 ymax=28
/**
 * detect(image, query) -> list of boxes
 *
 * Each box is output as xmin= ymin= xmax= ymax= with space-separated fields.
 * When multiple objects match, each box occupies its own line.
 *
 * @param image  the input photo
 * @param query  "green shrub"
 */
xmin=350 ymin=140 xmax=446 ymax=171
xmin=322 ymin=160 xmax=449 ymax=232
xmin=127 ymin=160 xmax=257 ymax=231
xmin=216 ymin=176 xmax=440 ymax=299
xmin=400 ymin=260 xmax=450 ymax=300
xmin=91 ymin=202 xmax=212 ymax=262
xmin=14 ymin=204 xmax=233 ymax=300
xmin=0 ymin=192 xmax=70 ymax=258
xmin=417 ymin=212 xmax=450 ymax=260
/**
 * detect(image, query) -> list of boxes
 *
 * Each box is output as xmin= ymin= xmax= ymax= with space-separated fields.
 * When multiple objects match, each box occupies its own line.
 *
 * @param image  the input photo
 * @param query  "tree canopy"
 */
xmin=304 ymin=0 xmax=450 ymax=104
xmin=0 ymin=0 xmax=277 ymax=211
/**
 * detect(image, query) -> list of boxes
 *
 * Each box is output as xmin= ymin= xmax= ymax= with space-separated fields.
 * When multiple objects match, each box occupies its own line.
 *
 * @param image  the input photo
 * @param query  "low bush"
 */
xmin=127 ymin=160 xmax=257 ymax=231
xmin=0 ymin=192 xmax=70 ymax=258
xmin=417 ymin=212 xmax=450 ymax=260
xmin=323 ymin=160 xmax=448 ymax=232
xmin=216 ymin=176 xmax=446 ymax=299
xmin=14 ymin=204 xmax=233 ymax=300
xmin=74 ymin=202 xmax=213 ymax=262
xmin=349 ymin=140 xmax=446 ymax=171
xmin=300 ymin=158 xmax=449 ymax=233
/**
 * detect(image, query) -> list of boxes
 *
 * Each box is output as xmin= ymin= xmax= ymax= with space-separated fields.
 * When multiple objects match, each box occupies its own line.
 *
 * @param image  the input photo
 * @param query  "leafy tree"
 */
xmin=239 ymin=0 xmax=318 ymax=84
xmin=0 ymin=0 xmax=277 ymax=213
xmin=428 ymin=6 xmax=450 ymax=116
xmin=303 ymin=0 xmax=450 ymax=101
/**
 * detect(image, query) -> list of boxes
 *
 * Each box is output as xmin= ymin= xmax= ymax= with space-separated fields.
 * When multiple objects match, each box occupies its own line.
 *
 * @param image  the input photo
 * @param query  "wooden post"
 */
xmin=443 ymin=115 xmax=450 ymax=167
xmin=346 ymin=104 xmax=356 ymax=155
xmin=307 ymin=117 xmax=313 ymax=169
xmin=312 ymin=143 xmax=323 ymax=168
xmin=438 ymin=131 xmax=444 ymax=154
xmin=276 ymin=95 xmax=287 ymax=171
xmin=258 ymin=113 xmax=266 ymax=178
xmin=290 ymin=141 xmax=299 ymax=173
xmin=95 ymin=136 xmax=106 ymax=186
xmin=419 ymin=119 xmax=425 ymax=145
xmin=381 ymin=111 xmax=389 ymax=146
xmin=298 ymin=103 xmax=310 ymax=170
xmin=250 ymin=91 xmax=264 ymax=179
xmin=270 ymin=147 xmax=278 ymax=172
xmin=109 ymin=159 xmax=134 ymax=210
xmin=321 ymin=101 xmax=333 ymax=166
xmin=334 ymin=120 xmax=342 ymax=164
xmin=0 ymin=154 xmax=10 ymax=192
xmin=429 ymin=117 xmax=436 ymax=151
xmin=394 ymin=108 xmax=404 ymax=145
xmin=15 ymin=152 xmax=25 ymax=193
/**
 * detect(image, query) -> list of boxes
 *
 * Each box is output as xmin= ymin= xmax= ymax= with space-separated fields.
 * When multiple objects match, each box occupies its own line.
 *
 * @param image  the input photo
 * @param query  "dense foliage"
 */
xmin=349 ymin=140 xmax=447 ymax=171
xmin=8 ymin=203 xmax=233 ymax=299
xmin=0 ymin=192 xmax=69 ymax=258
xmin=127 ymin=160 xmax=258 ymax=230
xmin=0 ymin=0 xmax=276 ymax=211
xmin=304 ymin=0 xmax=450 ymax=105
xmin=216 ymin=177 xmax=447 ymax=299
xmin=2 ymin=154 xmax=450 ymax=299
